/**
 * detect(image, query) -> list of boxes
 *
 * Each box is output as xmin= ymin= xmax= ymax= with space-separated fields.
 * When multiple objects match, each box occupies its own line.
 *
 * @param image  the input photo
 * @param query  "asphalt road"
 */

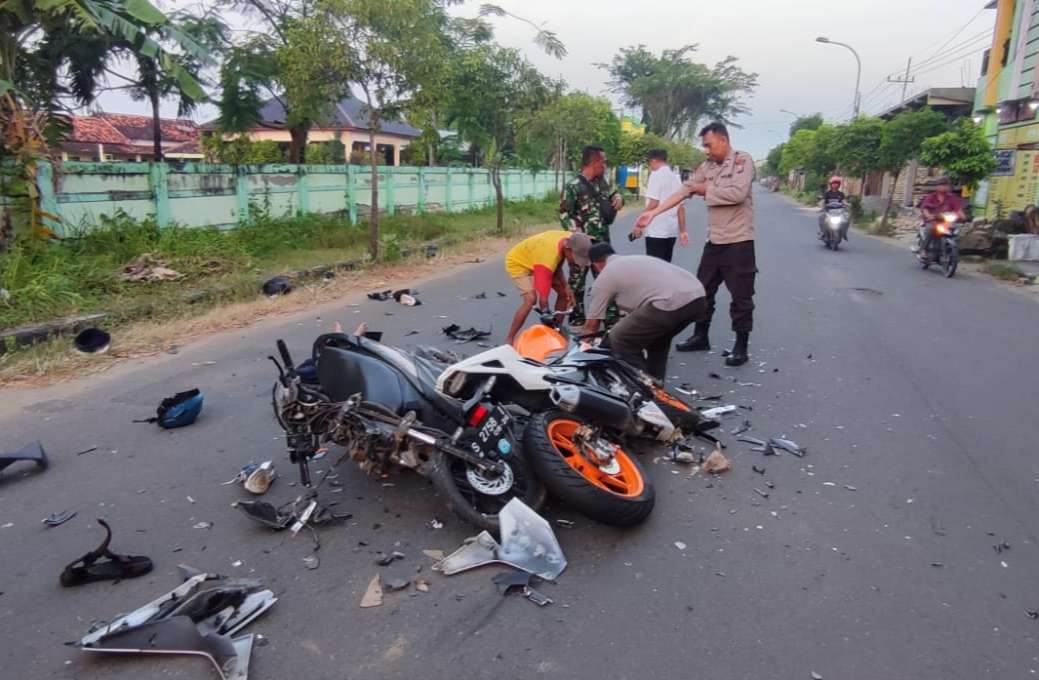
xmin=2 ymin=189 xmax=1038 ymax=680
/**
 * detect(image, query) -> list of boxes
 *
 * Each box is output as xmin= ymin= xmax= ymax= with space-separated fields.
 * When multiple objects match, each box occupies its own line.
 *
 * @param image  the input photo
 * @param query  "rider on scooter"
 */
xmin=916 ymin=177 xmax=965 ymax=256
xmin=819 ymin=176 xmax=848 ymax=240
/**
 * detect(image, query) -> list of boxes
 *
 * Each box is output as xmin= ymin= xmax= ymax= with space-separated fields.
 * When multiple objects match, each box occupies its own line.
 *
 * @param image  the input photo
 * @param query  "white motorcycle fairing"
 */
xmin=436 ymin=344 xmax=557 ymax=393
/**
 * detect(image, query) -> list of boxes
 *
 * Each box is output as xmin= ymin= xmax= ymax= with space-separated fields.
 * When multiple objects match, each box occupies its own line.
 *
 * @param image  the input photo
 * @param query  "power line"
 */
xmin=908 ymin=32 xmax=993 ymax=75
xmin=915 ymin=7 xmax=987 ymax=68
xmin=911 ymin=28 xmax=993 ymax=71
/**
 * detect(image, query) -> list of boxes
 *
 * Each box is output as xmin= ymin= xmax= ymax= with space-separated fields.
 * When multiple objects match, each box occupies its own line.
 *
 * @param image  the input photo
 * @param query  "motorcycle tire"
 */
xmin=523 ymin=410 xmax=655 ymax=527
xmin=830 ymin=239 xmax=839 ymax=251
xmin=429 ymin=446 xmax=547 ymax=532
xmin=943 ymin=243 xmax=958 ymax=278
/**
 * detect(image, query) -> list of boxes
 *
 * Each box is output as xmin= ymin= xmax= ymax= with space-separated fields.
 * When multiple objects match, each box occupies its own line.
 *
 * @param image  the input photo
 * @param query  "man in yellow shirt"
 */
xmin=504 ymin=230 xmax=593 ymax=345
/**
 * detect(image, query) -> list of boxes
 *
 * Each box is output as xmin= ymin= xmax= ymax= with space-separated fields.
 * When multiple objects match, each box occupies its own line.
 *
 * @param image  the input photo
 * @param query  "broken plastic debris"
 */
xmin=0 ymin=440 xmax=49 ymax=475
xmin=738 ymin=435 xmax=766 ymax=446
xmin=384 ymin=577 xmax=409 ymax=592
xmin=702 ymin=447 xmax=731 ymax=474
xmin=422 ymin=549 xmax=445 ymax=560
xmin=303 ymin=555 xmax=320 ymax=570
xmin=72 ymin=567 xmax=276 ymax=680
xmin=555 ymin=519 xmax=575 ymax=528
xmin=193 ymin=521 xmax=213 ymax=530
xmin=754 ymin=488 xmax=770 ymax=499
xmin=60 ymin=519 xmax=153 ymax=587
xmin=752 ymin=465 xmax=765 ymax=475
xmin=442 ymin=324 xmax=492 ymax=343
xmin=731 ymin=420 xmax=752 ymax=435
xmin=524 ymin=586 xmax=554 ymax=606
xmin=43 ymin=510 xmax=77 ymax=527
xmin=428 ymin=518 xmax=444 ymax=530
xmin=767 ymin=437 xmax=805 ymax=457
xmin=414 ymin=579 xmax=430 ymax=593
xmin=701 ymin=405 xmax=737 ymax=419
xmin=674 ymin=541 xmax=687 ymax=550
xmin=243 ymin=462 xmax=276 ymax=495
xmin=811 ymin=673 xmax=823 ymax=680
xmin=367 ymin=289 xmax=392 ymax=301
xmin=436 ymin=499 xmax=566 ymax=580
xmin=360 ymin=574 xmax=383 ymax=608
xmin=675 ymin=383 xmax=698 ymax=396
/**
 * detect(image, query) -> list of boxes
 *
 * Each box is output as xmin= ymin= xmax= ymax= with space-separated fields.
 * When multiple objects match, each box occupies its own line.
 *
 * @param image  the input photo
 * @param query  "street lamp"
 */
xmin=816 ymin=36 xmax=861 ymax=119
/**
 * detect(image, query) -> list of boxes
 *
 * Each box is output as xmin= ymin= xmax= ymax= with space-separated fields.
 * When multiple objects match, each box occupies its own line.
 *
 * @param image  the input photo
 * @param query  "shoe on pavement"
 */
xmin=724 ymin=332 xmax=749 ymax=367
xmin=676 ymin=323 xmax=710 ymax=352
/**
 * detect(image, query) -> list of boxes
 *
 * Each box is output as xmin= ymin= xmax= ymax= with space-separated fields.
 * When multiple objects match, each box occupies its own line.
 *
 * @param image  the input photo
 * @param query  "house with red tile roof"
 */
xmin=61 ymin=113 xmax=203 ymax=162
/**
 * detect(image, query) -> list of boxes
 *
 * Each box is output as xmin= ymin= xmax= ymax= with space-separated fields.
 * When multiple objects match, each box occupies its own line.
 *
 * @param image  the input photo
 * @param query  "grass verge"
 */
xmin=983 ymin=261 xmax=1025 ymax=281
xmin=0 ymin=196 xmax=558 ymax=382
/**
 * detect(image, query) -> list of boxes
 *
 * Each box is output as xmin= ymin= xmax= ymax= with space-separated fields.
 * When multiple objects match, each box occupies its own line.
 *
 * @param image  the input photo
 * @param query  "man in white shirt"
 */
xmin=631 ymin=148 xmax=688 ymax=262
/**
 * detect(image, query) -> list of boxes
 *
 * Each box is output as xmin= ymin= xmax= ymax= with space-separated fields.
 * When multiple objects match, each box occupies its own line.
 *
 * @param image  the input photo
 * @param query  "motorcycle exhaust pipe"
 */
xmin=549 ymin=385 xmax=633 ymax=429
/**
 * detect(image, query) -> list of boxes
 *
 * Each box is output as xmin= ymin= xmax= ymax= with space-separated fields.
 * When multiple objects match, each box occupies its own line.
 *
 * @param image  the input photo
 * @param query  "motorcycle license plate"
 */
xmin=473 ymin=406 xmax=513 ymax=457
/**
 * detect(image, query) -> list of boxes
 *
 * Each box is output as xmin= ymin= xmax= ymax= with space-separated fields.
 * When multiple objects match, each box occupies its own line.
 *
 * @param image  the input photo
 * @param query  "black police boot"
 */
xmin=724 ymin=331 xmax=749 ymax=367
xmin=676 ymin=322 xmax=710 ymax=352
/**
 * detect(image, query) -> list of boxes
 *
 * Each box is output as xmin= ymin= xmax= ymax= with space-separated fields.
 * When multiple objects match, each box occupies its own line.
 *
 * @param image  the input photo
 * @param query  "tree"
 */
xmin=615 ymin=130 xmax=704 ymax=173
xmin=919 ymin=118 xmax=996 ymax=189
xmin=789 ymin=113 xmax=823 ymax=138
xmin=322 ymin=0 xmax=449 ymax=259
xmin=764 ymin=143 xmax=785 ymax=177
xmin=108 ymin=11 xmax=228 ymax=160
xmin=444 ymin=44 xmax=554 ymax=232
xmin=832 ymin=117 xmax=885 ymax=179
xmin=601 ymin=45 xmax=757 ymax=139
xmin=876 ymin=107 xmax=948 ymax=229
xmin=217 ymin=0 xmax=353 ymax=163
xmin=0 ymin=0 xmax=205 ymax=243
xmin=517 ymin=92 xmax=619 ymax=183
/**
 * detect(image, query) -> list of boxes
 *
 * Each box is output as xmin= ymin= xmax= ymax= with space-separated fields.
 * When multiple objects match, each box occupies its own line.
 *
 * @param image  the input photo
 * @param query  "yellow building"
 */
xmin=205 ymin=96 xmax=421 ymax=165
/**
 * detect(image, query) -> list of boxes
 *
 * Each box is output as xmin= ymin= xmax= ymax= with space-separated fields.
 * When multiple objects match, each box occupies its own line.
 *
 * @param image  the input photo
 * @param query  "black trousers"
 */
xmin=645 ymin=236 xmax=677 ymax=262
xmin=696 ymin=240 xmax=757 ymax=333
xmin=608 ymin=298 xmax=708 ymax=380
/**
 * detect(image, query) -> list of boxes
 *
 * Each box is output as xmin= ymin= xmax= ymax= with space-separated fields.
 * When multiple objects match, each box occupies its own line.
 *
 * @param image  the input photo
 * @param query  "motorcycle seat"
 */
xmin=314 ymin=333 xmax=464 ymax=424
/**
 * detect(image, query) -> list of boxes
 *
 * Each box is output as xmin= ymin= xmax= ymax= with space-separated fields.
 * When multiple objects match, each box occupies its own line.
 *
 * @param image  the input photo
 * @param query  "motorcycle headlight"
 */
xmin=827 ymin=215 xmax=841 ymax=226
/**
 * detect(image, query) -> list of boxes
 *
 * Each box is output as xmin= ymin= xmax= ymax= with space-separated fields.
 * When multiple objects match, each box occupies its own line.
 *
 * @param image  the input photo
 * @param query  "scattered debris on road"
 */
xmin=435 ymin=499 xmax=566 ymax=580
xmin=303 ymin=555 xmax=320 ymax=570
xmin=731 ymin=420 xmax=752 ymax=435
xmin=134 ymin=389 xmax=204 ymax=429
xmin=43 ymin=511 xmax=76 ymax=527
xmin=392 ymin=289 xmax=421 ymax=306
xmin=60 ymin=519 xmax=153 ymax=587
xmin=752 ymin=465 xmax=765 ymax=475
xmin=360 ymin=574 xmax=383 ymax=608
xmin=674 ymin=541 xmax=687 ymax=550
xmin=367 ymin=289 xmax=392 ymax=301
xmin=442 ymin=323 xmax=492 ymax=343
xmin=74 ymin=446 xmax=98 ymax=456
xmin=701 ymin=405 xmax=737 ymax=419
xmin=702 ymin=447 xmax=731 ymax=474
xmin=0 ymin=440 xmax=49 ymax=476
xmin=73 ymin=567 xmax=276 ymax=679
xmin=767 ymin=437 xmax=806 ymax=457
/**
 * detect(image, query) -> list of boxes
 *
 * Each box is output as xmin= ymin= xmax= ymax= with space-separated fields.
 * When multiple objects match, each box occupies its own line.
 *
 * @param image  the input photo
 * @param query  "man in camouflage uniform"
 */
xmin=559 ymin=146 xmax=623 ymax=328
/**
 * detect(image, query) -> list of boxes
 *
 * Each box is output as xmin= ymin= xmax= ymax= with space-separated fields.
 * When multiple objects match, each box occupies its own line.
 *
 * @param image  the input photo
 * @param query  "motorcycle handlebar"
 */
xmin=276 ymin=339 xmax=295 ymax=372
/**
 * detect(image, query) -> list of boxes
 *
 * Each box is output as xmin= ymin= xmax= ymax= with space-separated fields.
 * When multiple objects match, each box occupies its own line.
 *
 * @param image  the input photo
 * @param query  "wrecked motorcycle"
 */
xmin=437 ymin=318 xmax=716 ymax=527
xmin=268 ymin=333 xmax=545 ymax=531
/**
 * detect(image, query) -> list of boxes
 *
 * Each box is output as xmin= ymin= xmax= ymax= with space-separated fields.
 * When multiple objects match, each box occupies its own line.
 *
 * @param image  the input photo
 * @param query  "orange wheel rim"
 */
xmin=653 ymin=387 xmax=691 ymax=412
xmin=546 ymin=419 xmax=645 ymax=498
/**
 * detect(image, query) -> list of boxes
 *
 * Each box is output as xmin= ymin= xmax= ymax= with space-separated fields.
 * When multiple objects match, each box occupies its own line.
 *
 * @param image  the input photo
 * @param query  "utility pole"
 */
xmin=887 ymin=58 xmax=916 ymax=103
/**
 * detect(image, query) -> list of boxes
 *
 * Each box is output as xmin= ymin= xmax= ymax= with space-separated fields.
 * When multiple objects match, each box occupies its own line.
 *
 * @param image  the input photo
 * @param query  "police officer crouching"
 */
xmin=580 ymin=243 xmax=707 ymax=381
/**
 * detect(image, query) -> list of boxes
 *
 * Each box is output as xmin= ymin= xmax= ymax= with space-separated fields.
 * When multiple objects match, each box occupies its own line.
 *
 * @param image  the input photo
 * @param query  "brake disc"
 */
xmin=466 ymin=462 xmax=514 ymax=496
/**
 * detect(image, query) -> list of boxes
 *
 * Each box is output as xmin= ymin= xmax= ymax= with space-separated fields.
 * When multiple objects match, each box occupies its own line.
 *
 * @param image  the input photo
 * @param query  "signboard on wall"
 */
xmin=993 ymin=149 xmax=1017 ymax=176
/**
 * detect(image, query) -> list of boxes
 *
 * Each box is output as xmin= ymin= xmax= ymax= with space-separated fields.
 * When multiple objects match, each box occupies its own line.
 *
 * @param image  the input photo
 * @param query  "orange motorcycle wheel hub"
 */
xmin=546 ymin=419 xmax=645 ymax=498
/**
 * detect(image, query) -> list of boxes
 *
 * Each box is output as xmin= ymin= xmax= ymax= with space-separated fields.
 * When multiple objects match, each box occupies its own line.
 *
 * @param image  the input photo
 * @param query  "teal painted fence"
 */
xmin=38 ymin=162 xmax=563 ymax=235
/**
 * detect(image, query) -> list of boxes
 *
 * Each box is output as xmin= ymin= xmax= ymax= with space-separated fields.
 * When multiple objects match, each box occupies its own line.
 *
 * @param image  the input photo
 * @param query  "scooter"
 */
xmin=264 ymin=333 xmax=546 ymax=531
xmin=820 ymin=202 xmax=849 ymax=251
xmin=916 ymin=212 xmax=960 ymax=278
